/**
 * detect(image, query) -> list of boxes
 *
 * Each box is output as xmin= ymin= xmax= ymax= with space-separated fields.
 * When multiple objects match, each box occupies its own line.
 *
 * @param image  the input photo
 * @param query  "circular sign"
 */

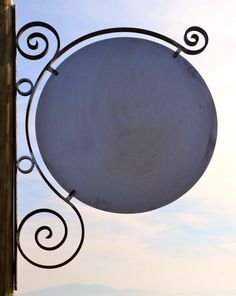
xmin=36 ymin=37 xmax=217 ymax=213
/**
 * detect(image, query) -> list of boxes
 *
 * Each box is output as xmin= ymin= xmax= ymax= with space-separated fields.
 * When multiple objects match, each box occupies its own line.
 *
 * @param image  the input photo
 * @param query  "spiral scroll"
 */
xmin=179 ymin=26 xmax=208 ymax=55
xmin=16 ymin=22 xmax=61 ymax=60
xmin=16 ymin=206 xmax=84 ymax=269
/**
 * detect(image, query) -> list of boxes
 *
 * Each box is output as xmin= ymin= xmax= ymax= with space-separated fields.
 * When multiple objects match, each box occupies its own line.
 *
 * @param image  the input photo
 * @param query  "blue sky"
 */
xmin=14 ymin=0 xmax=236 ymax=295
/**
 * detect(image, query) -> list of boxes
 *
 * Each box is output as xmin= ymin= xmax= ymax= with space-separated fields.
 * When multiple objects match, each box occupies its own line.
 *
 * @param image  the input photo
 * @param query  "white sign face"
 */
xmin=36 ymin=37 xmax=217 ymax=213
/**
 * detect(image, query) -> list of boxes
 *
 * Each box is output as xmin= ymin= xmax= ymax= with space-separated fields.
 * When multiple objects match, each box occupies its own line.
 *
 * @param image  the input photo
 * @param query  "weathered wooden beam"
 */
xmin=0 ymin=0 xmax=16 ymax=295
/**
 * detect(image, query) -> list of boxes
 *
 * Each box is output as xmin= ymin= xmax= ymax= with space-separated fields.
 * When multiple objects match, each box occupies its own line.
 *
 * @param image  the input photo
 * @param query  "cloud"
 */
xmin=176 ymin=213 xmax=207 ymax=225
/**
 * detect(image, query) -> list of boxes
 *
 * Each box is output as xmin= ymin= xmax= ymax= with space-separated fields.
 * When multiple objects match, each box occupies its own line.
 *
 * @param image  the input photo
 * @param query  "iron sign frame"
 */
xmin=14 ymin=21 xmax=209 ymax=289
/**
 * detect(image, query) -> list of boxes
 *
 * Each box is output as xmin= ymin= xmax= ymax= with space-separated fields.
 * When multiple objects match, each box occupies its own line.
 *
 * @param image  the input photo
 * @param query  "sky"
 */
xmin=14 ymin=0 xmax=236 ymax=295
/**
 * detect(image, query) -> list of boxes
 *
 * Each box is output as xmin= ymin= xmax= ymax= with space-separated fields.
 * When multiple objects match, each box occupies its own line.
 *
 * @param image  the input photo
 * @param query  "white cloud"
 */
xmin=176 ymin=213 xmax=207 ymax=225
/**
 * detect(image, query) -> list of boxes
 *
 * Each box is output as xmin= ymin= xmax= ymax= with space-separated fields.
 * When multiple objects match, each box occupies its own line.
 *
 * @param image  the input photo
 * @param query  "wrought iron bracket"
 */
xmin=14 ymin=21 xmax=208 ymax=290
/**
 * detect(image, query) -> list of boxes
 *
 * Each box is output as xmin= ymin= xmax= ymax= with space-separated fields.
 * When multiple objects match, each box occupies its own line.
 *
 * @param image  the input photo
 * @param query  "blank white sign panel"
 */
xmin=36 ymin=37 xmax=217 ymax=213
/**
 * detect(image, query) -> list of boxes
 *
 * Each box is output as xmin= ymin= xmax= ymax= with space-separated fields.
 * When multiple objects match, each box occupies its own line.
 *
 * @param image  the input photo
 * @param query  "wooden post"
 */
xmin=0 ymin=0 xmax=16 ymax=295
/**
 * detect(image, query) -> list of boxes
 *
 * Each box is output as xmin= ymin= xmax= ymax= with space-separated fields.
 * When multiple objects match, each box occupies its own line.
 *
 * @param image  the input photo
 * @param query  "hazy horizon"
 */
xmin=17 ymin=283 xmax=236 ymax=296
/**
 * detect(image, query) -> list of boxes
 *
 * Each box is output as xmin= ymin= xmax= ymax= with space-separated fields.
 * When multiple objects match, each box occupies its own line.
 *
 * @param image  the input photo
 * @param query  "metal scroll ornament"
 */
xmin=16 ymin=22 xmax=84 ymax=269
xmin=16 ymin=22 xmax=213 ymax=267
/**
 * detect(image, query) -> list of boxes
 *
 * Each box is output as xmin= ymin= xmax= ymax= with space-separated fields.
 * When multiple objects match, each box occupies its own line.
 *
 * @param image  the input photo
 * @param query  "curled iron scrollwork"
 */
xmin=16 ymin=205 xmax=84 ymax=269
xmin=16 ymin=21 xmax=61 ymax=60
xmin=182 ymin=26 xmax=208 ymax=54
xmin=56 ymin=26 xmax=208 ymax=60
